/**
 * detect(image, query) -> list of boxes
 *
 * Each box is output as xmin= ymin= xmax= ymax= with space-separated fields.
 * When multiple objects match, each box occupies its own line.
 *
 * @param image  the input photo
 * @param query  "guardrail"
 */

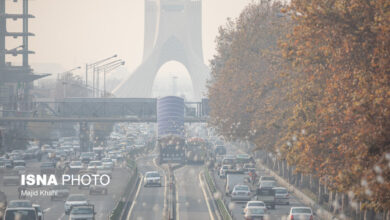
xmin=204 ymin=167 xmax=232 ymax=220
xmin=109 ymin=158 xmax=139 ymax=220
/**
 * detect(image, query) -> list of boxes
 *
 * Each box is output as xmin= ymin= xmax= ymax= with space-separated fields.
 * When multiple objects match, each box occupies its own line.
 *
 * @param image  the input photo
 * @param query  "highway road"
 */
xmin=127 ymin=154 xmax=166 ymax=220
xmin=175 ymin=165 xmax=212 ymax=220
xmin=212 ymin=145 xmax=316 ymax=220
xmin=0 ymin=158 xmax=132 ymax=220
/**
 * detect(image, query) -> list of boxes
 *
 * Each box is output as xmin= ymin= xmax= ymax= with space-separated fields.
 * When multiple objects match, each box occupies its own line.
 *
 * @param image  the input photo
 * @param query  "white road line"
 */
xmin=199 ymin=171 xmax=216 ymax=220
xmin=126 ymin=174 xmax=143 ymax=220
xmin=57 ymin=213 xmax=65 ymax=220
xmin=175 ymin=172 xmax=180 ymax=220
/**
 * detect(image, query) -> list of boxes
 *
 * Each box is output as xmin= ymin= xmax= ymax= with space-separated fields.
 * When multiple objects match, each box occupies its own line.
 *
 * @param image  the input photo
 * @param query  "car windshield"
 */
xmin=261 ymin=181 xmax=275 ymax=187
xmin=68 ymin=195 xmax=86 ymax=201
xmin=292 ymin=208 xmax=312 ymax=214
xmin=248 ymin=202 xmax=264 ymax=207
xmin=234 ymin=185 xmax=249 ymax=191
xmin=146 ymin=172 xmax=159 ymax=177
xmin=5 ymin=210 xmax=36 ymax=220
xmin=71 ymin=207 xmax=93 ymax=215
xmin=71 ymin=161 xmax=82 ymax=166
xmin=41 ymin=162 xmax=55 ymax=167
xmin=275 ymin=188 xmax=288 ymax=194
xmin=248 ymin=208 xmax=265 ymax=215
xmin=8 ymin=201 xmax=32 ymax=208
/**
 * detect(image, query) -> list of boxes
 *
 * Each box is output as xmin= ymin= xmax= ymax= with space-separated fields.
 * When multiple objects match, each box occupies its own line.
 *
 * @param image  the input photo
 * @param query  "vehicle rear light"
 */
xmin=290 ymin=215 xmax=294 ymax=220
xmin=310 ymin=215 xmax=313 ymax=220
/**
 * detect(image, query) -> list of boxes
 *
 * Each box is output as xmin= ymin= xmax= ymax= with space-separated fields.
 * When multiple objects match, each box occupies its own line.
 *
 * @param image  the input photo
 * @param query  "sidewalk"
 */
xmin=257 ymin=161 xmax=336 ymax=220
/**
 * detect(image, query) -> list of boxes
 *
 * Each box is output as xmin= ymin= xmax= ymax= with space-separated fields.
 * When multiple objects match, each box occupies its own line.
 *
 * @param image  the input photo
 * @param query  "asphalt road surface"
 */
xmin=127 ymin=153 xmax=166 ymax=220
xmin=175 ymin=165 xmax=212 ymax=220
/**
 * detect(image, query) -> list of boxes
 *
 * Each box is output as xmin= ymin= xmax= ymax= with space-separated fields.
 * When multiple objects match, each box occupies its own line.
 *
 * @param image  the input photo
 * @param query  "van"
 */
xmin=225 ymin=173 xmax=247 ymax=195
xmin=3 ymin=207 xmax=37 ymax=220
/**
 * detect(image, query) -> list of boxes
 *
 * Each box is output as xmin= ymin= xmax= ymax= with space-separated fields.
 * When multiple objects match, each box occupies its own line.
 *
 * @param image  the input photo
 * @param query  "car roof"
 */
xmin=146 ymin=171 xmax=158 ymax=174
xmin=5 ymin=207 xmax=36 ymax=211
xmin=273 ymin=187 xmax=286 ymax=190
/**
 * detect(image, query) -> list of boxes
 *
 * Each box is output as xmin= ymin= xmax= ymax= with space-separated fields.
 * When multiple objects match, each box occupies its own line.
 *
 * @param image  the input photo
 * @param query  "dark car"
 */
xmin=40 ymin=162 xmax=56 ymax=175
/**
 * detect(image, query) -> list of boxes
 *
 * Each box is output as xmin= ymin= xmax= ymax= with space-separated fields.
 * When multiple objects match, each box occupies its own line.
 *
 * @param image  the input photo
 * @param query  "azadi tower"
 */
xmin=113 ymin=0 xmax=209 ymax=99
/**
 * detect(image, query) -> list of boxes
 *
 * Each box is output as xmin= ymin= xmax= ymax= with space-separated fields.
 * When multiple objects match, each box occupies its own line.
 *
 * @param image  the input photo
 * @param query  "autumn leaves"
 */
xmin=208 ymin=0 xmax=390 ymax=211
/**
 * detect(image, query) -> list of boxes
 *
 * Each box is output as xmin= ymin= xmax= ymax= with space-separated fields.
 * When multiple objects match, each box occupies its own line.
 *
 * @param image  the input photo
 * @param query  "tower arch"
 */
xmin=113 ymin=0 xmax=209 ymax=99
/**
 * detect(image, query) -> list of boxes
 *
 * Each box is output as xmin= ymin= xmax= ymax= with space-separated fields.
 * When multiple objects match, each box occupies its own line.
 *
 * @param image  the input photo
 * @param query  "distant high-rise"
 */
xmin=113 ymin=0 xmax=209 ymax=99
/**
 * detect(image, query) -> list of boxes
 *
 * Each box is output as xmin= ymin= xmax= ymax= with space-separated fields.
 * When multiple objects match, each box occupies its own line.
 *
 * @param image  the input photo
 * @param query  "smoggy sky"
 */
xmin=6 ymin=0 xmax=253 ymax=74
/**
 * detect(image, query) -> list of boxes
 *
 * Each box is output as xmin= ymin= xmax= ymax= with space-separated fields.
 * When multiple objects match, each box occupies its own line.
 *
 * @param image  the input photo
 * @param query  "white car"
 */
xmin=274 ymin=187 xmax=289 ymax=205
xmin=102 ymin=158 xmax=114 ymax=170
xmin=64 ymin=194 xmax=88 ymax=215
xmin=87 ymin=161 xmax=103 ymax=170
xmin=14 ymin=166 xmax=26 ymax=175
xmin=219 ymin=165 xmax=231 ymax=178
xmin=231 ymin=184 xmax=251 ymax=201
xmin=288 ymin=207 xmax=314 ymax=220
xmin=69 ymin=161 xmax=83 ymax=169
xmin=144 ymin=171 xmax=162 ymax=187
xmin=69 ymin=205 xmax=95 ymax=220
xmin=243 ymin=200 xmax=266 ymax=214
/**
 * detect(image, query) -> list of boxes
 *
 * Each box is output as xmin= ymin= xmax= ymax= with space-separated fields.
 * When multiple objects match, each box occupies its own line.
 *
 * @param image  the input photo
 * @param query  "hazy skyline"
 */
xmin=6 ymin=0 xmax=252 ymax=69
xmin=5 ymin=0 xmax=253 ymax=98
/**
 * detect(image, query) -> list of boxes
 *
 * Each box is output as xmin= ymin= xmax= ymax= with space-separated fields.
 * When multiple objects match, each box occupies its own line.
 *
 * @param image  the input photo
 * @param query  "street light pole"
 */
xmin=85 ymin=54 xmax=117 ymax=97
xmin=95 ymin=60 xmax=125 ymax=97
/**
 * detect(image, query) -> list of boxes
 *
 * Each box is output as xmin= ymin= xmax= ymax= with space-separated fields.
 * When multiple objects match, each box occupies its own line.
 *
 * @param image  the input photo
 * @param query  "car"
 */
xmin=40 ymin=162 xmax=56 ymax=175
xmin=89 ymin=181 xmax=108 ymax=195
xmin=219 ymin=165 xmax=231 ymax=178
xmin=236 ymin=154 xmax=252 ymax=164
xmin=243 ymin=201 xmax=267 ymax=214
xmin=13 ymin=160 xmax=26 ymax=167
xmin=7 ymin=200 xmax=33 ymax=208
xmin=259 ymin=176 xmax=275 ymax=183
xmin=256 ymin=188 xmax=276 ymax=209
xmin=69 ymin=161 xmax=83 ymax=170
xmin=64 ymin=194 xmax=89 ymax=215
xmin=101 ymin=158 xmax=114 ymax=170
xmin=14 ymin=165 xmax=26 ymax=175
xmin=214 ymin=145 xmax=226 ymax=155
xmin=144 ymin=171 xmax=162 ymax=187
xmin=51 ymin=185 xmax=70 ymax=201
xmin=273 ymin=187 xmax=289 ymax=205
xmin=33 ymin=204 xmax=44 ymax=220
xmin=244 ymin=206 xmax=266 ymax=220
xmin=69 ymin=204 xmax=95 ymax=220
xmin=87 ymin=161 xmax=103 ymax=170
xmin=231 ymin=184 xmax=251 ymax=201
xmin=3 ymin=170 xmax=20 ymax=186
xmin=222 ymin=158 xmax=235 ymax=166
xmin=288 ymin=207 xmax=314 ymax=220
xmin=80 ymin=152 xmax=95 ymax=164
xmin=3 ymin=207 xmax=38 ymax=220
xmin=258 ymin=180 xmax=276 ymax=190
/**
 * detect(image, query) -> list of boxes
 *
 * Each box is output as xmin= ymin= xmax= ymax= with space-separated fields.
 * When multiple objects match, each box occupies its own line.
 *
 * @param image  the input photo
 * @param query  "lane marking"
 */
xmin=153 ymin=157 xmax=168 ymax=215
xmin=57 ymin=213 xmax=65 ymax=220
xmin=175 ymin=169 xmax=180 ymax=220
xmin=126 ymin=174 xmax=143 ymax=220
xmin=199 ymin=171 xmax=216 ymax=220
